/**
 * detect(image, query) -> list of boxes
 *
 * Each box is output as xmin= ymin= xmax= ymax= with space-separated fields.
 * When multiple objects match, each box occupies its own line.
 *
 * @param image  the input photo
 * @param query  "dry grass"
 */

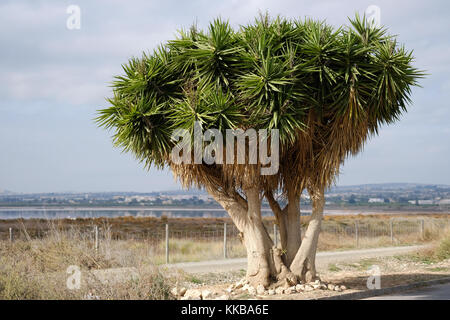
xmin=0 ymin=226 xmax=173 ymax=300
xmin=407 ymin=227 xmax=450 ymax=264
xmin=0 ymin=216 xmax=448 ymax=299
xmin=316 ymin=217 xmax=449 ymax=251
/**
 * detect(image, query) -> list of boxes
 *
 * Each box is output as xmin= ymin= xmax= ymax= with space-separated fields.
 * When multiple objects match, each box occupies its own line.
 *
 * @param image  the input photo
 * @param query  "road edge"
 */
xmin=316 ymin=276 xmax=450 ymax=300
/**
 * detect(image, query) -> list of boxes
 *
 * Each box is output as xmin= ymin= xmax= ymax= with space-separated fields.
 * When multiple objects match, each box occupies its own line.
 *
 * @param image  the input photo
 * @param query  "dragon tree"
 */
xmin=97 ymin=14 xmax=423 ymax=288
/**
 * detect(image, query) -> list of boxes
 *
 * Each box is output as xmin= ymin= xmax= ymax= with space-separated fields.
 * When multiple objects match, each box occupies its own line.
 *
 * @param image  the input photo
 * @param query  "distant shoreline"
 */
xmin=0 ymin=206 xmax=447 ymax=216
xmin=0 ymin=206 xmax=230 ymax=211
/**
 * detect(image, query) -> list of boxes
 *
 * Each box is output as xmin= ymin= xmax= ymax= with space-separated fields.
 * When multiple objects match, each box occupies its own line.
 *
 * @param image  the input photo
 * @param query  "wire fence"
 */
xmin=3 ymin=217 xmax=449 ymax=264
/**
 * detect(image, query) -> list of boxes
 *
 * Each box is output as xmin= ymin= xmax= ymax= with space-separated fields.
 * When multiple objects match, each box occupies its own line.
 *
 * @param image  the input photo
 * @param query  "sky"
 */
xmin=0 ymin=0 xmax=449 ymax=193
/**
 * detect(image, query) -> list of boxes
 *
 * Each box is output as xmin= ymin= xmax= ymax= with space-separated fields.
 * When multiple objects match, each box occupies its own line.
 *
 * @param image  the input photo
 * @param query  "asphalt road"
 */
xmin=165 ymin=245 xmax=426 ymax=274
xmin=364 ymin=282 xmax=450 ymax=300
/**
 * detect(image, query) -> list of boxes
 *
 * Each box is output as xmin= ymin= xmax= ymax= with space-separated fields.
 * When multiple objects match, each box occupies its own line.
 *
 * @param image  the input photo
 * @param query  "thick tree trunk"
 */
xmin=241 ymin=187 xmax=274 ymax=287
xmin=237 ymin=188 xmax=298 ymax=287
xmin=208 ymin=185 xmax=297 ymax=287
xmin=265 ymin=190 xmax=301 ymax=266
xmin=284 ymin=190 xmax=302 ymax=266
xmin=289 ymin=187 xmax=324 ymax=283
xmin=265 ymin=191 xmax=288 ymax=250
xmin=207 ymin=183 xmax=325 ymax=286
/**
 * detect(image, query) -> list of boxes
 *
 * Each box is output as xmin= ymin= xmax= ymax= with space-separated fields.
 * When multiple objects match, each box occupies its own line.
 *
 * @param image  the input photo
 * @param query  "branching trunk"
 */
xmin=209 ymin=183 xmax=325 ymax=286
xmin=265 ymin=191 xmax=288 ymax=250
xmin=289 ymin=187 xmax=324 ymax=283
xmin=265 ymin=189 xmax=302 ymax=267
xmin=209 ymin=185 xmax=297 ymax=288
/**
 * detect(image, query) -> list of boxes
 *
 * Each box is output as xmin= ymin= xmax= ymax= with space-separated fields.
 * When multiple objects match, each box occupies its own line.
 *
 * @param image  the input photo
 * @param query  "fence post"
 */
xmin=355 ymin=221 xmax=359 ymax=248
xmin=420 ymin=219 xmax=425 ymax=240
xmin=390 ymin=219 xmax=394 ymax=245
xmin=94 ymin=225 xmax=99 ymax=252
xmin=9 ymin=227 xmax=13 ymax=243
xmin=273 ymin=224 xmax=278 ymax=248
xmin=165 ymin=224 xmax=169 ymax=264
xmin=223 ymin=223 xmax=227 ymax=259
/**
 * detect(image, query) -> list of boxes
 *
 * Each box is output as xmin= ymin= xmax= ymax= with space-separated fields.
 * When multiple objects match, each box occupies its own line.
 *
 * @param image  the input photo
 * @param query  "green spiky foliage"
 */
xmin=96 ymin=14 xmax=423 ymax=194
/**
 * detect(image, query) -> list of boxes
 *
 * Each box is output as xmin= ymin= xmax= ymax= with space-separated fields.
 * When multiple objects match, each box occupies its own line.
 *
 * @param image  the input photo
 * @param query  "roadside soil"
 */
xmin=170 ymin=250 xmax=450 ymax=300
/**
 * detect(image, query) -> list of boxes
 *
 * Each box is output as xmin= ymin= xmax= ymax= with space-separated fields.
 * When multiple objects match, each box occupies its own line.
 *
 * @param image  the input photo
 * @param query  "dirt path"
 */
xmin=168 ymin=244 xmax=450 ymax=300
xmin=164 ymin=245 xmax=427 ymax=274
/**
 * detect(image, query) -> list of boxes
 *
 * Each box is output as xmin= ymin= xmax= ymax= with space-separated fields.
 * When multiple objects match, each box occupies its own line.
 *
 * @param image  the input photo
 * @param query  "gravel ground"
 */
xmin=171 ymin=248 xmax=450 ymax=300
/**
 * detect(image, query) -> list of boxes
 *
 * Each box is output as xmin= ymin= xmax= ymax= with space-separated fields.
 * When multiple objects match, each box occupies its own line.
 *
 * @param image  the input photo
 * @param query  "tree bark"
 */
xmin=241 ymin=187 xmax=274 ymax=287
xmin=265 ymin=191 xmax=288 ymax=250
xmin=265 ymin=190 xmax=302 ymax=267
xmin=206 ymin=186 xmax=272 ymax=286
xmin=208 ymin=183 xmax=324 ymax=286
xmin=289 ymin=187 xmax=324 ymax=283
xmin=284 ymin=190 xmax=302 ymax=266
xmin=208 ymin=185 xmax=298 ymax=287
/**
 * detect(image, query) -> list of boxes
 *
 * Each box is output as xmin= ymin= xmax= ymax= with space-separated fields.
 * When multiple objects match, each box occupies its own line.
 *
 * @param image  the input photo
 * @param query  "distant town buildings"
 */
xmin=0 ymin=184 xmax=449 ymax=209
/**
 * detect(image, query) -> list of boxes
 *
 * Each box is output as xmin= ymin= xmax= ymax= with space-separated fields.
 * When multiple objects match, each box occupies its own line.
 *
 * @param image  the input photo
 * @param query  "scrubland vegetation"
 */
xmin=0 ymin=215 xmax=448 ymax=299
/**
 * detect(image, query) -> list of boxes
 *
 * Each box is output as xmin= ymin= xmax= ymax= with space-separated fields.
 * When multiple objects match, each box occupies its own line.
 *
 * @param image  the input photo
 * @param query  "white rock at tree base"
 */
xmin=340 ymin=285 xmax=347 ymax=291
xmin=327 ymin=284 xmax=335 ymax=291
xmin=184 ymin=289 xmax=202 ymax=300
xmin=268 ymin=289 xmax=275 ymax=295
xmin=248 ymin=286 xmax=256 ymax=295
xmin=234 ymin=279 xmax=245 ymax=289
xmin=202 ymin=290 xmax=212 ymax=299
xmin=171 ymin=287 xmax=187 ymax=297
xmin=285 ymin=287 xmax=295 ymax=294
xmin=256 ymin=284 xmax=265 ymax=295
xmin=275 ymin=287 xmax=284 ymax=295
xmin=304 ymin=285 xmax=314 ymax=291
xmin=170 ymin=287 xmax=178 ymax=296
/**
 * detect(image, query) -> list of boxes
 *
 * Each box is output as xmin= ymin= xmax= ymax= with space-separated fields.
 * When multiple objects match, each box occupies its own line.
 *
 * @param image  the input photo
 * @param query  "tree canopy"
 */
xmin=97 ymin=14 xmax=422 ymax=195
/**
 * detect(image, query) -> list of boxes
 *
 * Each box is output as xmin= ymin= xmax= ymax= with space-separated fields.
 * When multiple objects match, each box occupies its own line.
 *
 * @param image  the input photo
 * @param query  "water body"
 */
xmin=0 ymin=207 xmax=411 ymax=220
xmin=0 ymin=207 xmax=291 ymax=219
